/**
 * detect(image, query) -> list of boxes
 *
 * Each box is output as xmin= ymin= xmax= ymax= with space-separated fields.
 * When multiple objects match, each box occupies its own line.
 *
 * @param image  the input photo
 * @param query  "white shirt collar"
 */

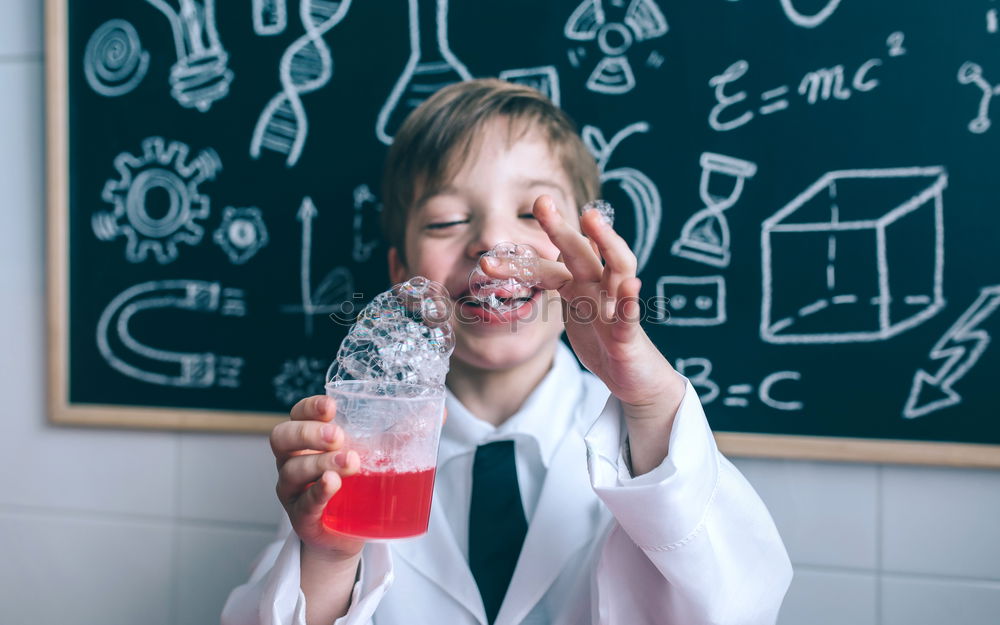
xmin=438 ymin=342 xmax=583 ymax=469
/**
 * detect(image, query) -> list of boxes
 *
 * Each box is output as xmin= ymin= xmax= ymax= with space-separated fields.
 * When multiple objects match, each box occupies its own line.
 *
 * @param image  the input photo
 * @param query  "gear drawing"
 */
xmin=94 ymin=137 xmax=222 ymax=264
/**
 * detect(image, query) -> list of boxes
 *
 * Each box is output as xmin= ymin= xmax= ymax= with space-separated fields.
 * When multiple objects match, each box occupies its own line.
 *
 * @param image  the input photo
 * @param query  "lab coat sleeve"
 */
xmin=221 ymin=519 xmax=394 ymax=625
xmin=583 ymin=380 xmax=793 ymax=625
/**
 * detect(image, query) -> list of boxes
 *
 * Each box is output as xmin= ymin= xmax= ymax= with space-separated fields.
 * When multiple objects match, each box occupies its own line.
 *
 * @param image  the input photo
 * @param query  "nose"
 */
xmin=465 ymin=213 xmax=517 ymax=260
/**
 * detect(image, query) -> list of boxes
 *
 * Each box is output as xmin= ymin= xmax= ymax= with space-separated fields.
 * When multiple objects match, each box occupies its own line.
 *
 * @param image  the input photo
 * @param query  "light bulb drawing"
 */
xmin=564 ymin=0 xmax=668 ymax=95
xmin=376 ymin=0 xmax=472 ymax=145
xmin=250 ymin=0 xmax=352 ymax=167
xmin=957 ymin=61 xmax=1000 ymax=134
xmin=671 ymin=152 xmax=757 ymax=268
xmin=145 ymin=0 xmax=234 ymax=112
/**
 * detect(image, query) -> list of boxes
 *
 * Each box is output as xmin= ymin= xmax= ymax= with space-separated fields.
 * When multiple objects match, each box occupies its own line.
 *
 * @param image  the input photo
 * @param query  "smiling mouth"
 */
xmin=456 ymin=286 xmax=543 ymax=319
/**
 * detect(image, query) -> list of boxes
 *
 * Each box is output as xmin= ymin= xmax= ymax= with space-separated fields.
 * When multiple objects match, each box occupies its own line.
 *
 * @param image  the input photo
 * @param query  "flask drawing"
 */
xmin=376 ymin=0 xmax=472 ymax=145
xmin=251 ymin=0 xmax=353 ymax=167
xmin=145 ymin=0 xmax=234 ymax=112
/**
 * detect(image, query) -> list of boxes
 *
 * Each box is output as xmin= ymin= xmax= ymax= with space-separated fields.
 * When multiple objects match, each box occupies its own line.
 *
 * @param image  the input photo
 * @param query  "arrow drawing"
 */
xmin=904 ymin=285 xmax=1000 ymax=419
xmin=281 ymin=197 xmax=355 ymax=336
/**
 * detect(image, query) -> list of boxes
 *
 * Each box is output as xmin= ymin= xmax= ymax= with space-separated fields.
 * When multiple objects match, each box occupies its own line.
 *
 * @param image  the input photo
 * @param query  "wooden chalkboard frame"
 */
xmin=44 ymin=1 xmax=1000 ymax=465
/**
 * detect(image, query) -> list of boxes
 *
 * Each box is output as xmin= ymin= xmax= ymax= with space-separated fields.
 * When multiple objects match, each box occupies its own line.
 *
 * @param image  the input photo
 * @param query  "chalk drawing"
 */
xmin=352 ymin=184 xmax=382 ymax=263
xmin=145 ymin=0 xmax=234 ymax=112
xmin=672 ymin=152 xmax=757 ymax=268
xmin=376 ymin=0 xmax=471 ymax=145
xmin=253 ymin=0 xmax=287 ymax=35
xmin=709 ymin=33 xmax=904 ymax=132
xmin=957 ymin=61 xmax=1000 ymax=134
xmin=251 ymin=0 xmax=353 ymax=166
xmin=499 ymin=66 xmax=561 ymax=106
xmin=97 ymin=280 xmax=245 ymax=387
xmin=84 ymin=19 xmax=150 ymax=97
xmin=213 ymin=206 xmax=269 ymax=264
xmin=563 ymin=0 xmax=668 ymax=95
xmin=656 ymin=275 xmax=726 ymax=326
xmin=761 ymin=167 xmax=947 ymax=344
xmin=94 ymin=137 xmax=221 ymax=264
xmin=280 ymin=197 xmax=356 ymax=335
xmin=582 ymin=122 xmax=661 ymax=272
xmin=904 ymin=285 xmax=1000 ymax=419
xmin=759 ymin=371 xmax=804 ymax=410
xmin=675 ymin=357 xmax=719 ymax=405
xmin=273 ymin=356 xmax=328 ymax=406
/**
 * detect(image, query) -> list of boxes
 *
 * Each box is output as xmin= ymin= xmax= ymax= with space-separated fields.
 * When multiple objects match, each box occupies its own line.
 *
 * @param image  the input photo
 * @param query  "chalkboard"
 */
xmin=47 ymin=0 xmax=1000 ymax=465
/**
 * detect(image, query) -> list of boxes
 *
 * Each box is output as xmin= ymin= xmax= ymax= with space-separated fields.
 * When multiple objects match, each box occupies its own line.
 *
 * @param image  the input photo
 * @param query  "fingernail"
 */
xmin=315 ymin=397 xmax=330 ymax=414
xmin=483 ymin=256 xmax=499 ymax=267
xmin=335 ymin=452 xmax=349 ymax=468
xmin=321 ymin=424 xmax=336 ymax=443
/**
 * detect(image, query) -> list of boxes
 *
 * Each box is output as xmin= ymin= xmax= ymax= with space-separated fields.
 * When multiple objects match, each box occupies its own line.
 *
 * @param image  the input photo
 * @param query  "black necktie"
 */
xmin=469 ymin=440 xmax=528 ymax=624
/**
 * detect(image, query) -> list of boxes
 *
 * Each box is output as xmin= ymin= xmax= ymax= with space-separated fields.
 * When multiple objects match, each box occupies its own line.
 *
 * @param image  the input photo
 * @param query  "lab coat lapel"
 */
xmin=392 ymin=496 xmax=487 ymax=623
xmin=494 ymin=428 xmax=603 ymax=625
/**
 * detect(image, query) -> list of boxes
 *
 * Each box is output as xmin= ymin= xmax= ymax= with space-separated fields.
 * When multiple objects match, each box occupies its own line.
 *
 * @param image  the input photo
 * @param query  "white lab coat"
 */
xmin=223 ymin=346 xmax=792 ymax=625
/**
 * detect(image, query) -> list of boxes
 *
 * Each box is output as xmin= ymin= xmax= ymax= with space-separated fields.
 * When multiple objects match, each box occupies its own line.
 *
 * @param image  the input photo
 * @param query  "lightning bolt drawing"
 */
xmin=904 ymin=285 xmax=1000 ymax=419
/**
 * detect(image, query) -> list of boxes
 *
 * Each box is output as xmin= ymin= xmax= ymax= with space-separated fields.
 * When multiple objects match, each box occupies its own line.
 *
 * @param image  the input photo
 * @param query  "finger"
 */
xmin=611 ymin=277 xmax=643 ymax=343
xmin=479 ymin=255 xmax=574 ymax=292
xmin=277 ymin=449 xmax=360 ymax=505
xmin=581 ymin=209 xmax=638 ymax=321
xmin=289 ymin=395 xmax=335 ymax=422
xmin=292 ymin=470 xmax=342 ymax=525
xmin=532 ymin=195 xmax=603 ymax=283
xmin=270 ymin=419 xmax=345 ymax=466
xmin=582 ymin=208 xmax=638 ymax=279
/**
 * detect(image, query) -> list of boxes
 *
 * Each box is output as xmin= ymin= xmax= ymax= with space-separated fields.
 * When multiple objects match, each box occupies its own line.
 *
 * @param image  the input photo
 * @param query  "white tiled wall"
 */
xmin=2 ymin=3 xmax=998 ymax=624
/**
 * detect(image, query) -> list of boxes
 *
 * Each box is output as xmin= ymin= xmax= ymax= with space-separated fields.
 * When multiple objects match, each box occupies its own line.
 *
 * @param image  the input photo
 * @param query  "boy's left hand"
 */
xmin=481 ymin=195 xmax=687 ymax=470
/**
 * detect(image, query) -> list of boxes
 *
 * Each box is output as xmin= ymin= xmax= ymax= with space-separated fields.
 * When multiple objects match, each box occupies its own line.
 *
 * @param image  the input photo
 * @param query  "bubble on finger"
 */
xmin=468 ymin=242 xmax=541 ymax=313
xmin=327 ymin=276 xmax=455 ymax=392
xmin=582 ymin=199 xmax=614 ymax=227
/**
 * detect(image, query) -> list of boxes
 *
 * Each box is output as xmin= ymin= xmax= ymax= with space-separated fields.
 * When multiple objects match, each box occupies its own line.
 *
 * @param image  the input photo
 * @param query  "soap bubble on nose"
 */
xmin=468 ymin=242 xmax=541 ymax=314
xmin=327 ymin=276 xmax=455 ymax=393
xmin=581 ymin=199 xmax=614 ymax=227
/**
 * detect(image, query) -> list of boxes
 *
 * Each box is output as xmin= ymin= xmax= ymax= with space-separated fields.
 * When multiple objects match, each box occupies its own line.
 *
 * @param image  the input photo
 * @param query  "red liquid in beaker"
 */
xmin=322 ymin=468 xmax=437 ymax=539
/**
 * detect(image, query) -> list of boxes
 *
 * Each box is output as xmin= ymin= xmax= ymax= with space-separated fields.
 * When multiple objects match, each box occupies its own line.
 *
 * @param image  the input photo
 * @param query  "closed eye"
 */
xmin=518 ymin=213 xmax=538 ymax=221
xmin=425 ymin=219 xmax=469 ymax=230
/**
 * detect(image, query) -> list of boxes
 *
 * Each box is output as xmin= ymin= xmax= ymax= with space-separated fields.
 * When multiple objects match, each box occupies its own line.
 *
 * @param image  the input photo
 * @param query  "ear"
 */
xmin=387 ymin=247 xmax=408 ymax=284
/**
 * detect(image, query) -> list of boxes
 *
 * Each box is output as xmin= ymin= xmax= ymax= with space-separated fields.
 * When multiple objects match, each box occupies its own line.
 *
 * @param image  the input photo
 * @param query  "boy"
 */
xmin=223 ymin=79 xmax=791 ymax=625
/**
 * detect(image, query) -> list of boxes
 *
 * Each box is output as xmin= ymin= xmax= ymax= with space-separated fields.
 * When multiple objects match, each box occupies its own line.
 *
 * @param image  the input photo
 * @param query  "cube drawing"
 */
xmin=761 ymin=167 xmax=947 ymax=344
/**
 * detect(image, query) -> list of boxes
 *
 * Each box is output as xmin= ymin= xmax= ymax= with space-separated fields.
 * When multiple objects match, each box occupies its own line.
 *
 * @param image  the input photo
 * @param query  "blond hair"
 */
xmin=380 ymin=79 xmax=601 ymax=259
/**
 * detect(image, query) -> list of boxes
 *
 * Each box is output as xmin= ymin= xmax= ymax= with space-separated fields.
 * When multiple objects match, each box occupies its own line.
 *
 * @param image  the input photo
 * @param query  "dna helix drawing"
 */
xmin=250 ymin=0 xmax=353 ymax=167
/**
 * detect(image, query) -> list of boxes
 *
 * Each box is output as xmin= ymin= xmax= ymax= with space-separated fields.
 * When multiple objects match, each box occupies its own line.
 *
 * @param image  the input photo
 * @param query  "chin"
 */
xmin=451 ymin=326 xmax=560 ymax=372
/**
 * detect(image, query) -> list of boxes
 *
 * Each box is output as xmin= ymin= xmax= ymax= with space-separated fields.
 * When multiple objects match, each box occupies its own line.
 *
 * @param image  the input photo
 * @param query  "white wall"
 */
xmin=2 ymin=3 xmax=998 ymax=624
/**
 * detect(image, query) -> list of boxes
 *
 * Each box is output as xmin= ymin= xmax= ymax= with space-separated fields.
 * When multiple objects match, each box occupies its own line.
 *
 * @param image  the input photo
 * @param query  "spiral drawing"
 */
xmin=83 ymin=19 xmax=150 ymax=97
xmin=251 ymin=0 xmax=353 ymax=167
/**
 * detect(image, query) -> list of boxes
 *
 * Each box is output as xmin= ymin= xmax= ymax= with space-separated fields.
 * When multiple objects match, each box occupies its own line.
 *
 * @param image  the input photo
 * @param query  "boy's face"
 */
xmin=389 ymin=119 xmax=580 ymax=373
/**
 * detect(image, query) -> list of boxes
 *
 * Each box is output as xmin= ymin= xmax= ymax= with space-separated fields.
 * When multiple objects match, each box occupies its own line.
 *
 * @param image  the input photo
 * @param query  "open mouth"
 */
xmin=457 ymin=286 xmax=544 ymax=322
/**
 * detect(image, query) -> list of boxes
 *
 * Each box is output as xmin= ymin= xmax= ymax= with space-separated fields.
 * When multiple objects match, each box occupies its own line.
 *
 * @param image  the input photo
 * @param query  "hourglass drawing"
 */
xmin=671 ymin=152 xmax=757 ymax=269
xmin=145 ymin=0 xmax=234 ymax=112
xmin=376 ymin=0 xmax=472 ymax=145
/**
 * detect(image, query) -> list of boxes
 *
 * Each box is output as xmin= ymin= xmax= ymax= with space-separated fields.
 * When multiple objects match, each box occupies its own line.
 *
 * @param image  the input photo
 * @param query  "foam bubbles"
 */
xmin=468 ymin=242 xmax=541 ymax=313
xmin=327 ymin=277 xmax=454 ymax=391
xmin=582 ymin=199 xmax=614 ymax=226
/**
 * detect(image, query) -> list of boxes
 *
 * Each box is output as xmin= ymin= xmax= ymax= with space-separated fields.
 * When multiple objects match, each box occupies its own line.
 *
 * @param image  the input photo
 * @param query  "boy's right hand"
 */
xmin=270 ymin=395 xmax=365 ymax=560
